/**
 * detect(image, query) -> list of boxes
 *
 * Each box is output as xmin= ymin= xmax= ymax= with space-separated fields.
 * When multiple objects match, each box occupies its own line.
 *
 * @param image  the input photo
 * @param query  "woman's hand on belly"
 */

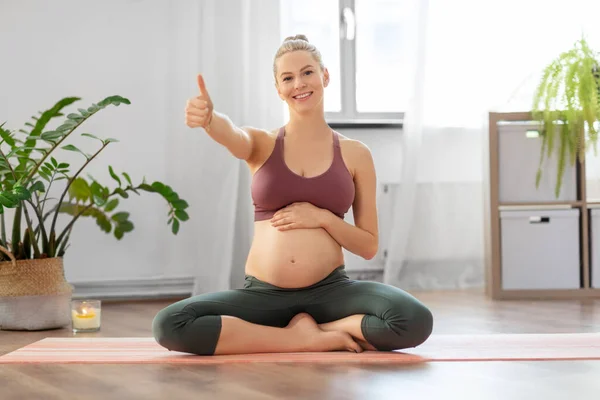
xmin=247 ymin=221 xmax=344 ymax=287
xmin=254 ymin=220 xmax=340 ymax=255
xmin=270 ymin=202 xmax=327 ymax=231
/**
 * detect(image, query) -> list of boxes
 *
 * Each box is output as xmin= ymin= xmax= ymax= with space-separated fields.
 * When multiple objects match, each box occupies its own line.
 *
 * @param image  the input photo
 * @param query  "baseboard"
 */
xmin=70 ymin=277 xmax=194 ymax=301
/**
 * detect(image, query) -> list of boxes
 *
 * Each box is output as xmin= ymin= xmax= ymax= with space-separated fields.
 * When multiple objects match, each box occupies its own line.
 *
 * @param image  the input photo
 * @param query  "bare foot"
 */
xmin=356 ymin=339 xmax=378 ymax=351
xmin=287 ymin=313 xmax=362 ymax=353
xmin=318 ymin=319 xmax=378 ymax=351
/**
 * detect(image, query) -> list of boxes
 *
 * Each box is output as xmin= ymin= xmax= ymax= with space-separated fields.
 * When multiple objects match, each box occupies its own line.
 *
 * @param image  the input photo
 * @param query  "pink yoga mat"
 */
xmin=1 ymin=333 xmax=599 ymax=364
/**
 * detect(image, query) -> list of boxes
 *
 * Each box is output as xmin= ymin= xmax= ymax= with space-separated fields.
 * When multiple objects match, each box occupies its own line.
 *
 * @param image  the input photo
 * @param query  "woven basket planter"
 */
xmin=0 ymin=245 xmax=73 ymax=331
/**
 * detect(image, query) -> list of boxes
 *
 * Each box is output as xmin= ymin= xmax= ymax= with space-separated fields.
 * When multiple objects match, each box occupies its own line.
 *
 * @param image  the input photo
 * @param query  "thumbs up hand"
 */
xmin=185 ymin=74 xmax=214 ymax=130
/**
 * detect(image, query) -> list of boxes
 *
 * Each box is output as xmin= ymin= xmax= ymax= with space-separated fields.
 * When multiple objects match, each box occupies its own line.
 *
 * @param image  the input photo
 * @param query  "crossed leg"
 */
xmin=305 ymin=279 xmax=434 ymax=351
xmin=152 ymin=287 xmax=362 ymax=356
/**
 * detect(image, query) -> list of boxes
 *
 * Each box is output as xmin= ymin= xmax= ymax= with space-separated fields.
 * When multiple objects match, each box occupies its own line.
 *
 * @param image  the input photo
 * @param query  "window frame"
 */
xmin=326 ymin=0 xmax=404 ymax=125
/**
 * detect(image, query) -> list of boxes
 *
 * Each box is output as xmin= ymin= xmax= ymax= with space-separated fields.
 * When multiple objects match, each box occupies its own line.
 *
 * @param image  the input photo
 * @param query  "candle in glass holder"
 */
xmin=71 ymin=300 xmax=101 ymax=332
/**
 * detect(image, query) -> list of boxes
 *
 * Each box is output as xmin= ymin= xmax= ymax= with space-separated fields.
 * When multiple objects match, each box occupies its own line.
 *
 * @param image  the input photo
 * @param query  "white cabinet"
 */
xmin=498 ymin=123 xmax=577 ymax=203
xmin=500 ymin=209 xmax=580 ymax=290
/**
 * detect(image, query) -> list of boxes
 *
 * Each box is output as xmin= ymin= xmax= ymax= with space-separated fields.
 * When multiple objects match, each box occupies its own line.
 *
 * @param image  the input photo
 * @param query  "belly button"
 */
xmin=290 ymin=259 xmax=295 ymax=264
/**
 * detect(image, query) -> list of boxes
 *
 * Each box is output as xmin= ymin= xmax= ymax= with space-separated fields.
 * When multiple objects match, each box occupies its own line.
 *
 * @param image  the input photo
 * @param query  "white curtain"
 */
xmin=165 ymin=0 xmax=283 ymax=295
xmin=384 ymin=0 xmax=600 ymax=290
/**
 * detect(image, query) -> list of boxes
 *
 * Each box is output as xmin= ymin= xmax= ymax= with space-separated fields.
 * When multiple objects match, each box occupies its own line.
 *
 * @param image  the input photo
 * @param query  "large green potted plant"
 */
xmin=0 ymin=95 xmax=189 ymax=330
xmin=532 ymin=36 xmax=600 ymax=198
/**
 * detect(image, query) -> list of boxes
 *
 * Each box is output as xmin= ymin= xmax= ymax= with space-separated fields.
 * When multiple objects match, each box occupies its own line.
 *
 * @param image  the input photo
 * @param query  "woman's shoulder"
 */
xmin=333 ymin=131 xmax=374 ymax=177
xmin=334 ymin=130 xmax=372 ymax=155
xmin=240 ymin=126 xmax=279 ymax=168
xmin=241 ymin=126 xmax=278 ymax=138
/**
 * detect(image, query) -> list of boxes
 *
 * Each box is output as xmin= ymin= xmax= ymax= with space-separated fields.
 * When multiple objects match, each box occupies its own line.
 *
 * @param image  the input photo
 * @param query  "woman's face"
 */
xmin=275 ymin=50 xmax=329 ymax=114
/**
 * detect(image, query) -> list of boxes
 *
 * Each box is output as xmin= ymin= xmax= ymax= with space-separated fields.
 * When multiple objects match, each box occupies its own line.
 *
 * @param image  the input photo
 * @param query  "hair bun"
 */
xmin=284 ymin=34 xmax=309 ymax=43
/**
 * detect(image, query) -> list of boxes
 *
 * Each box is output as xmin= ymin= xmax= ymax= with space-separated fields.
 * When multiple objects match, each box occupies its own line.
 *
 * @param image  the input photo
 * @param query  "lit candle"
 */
xmin=71 ymin=300 xmax=101 ymax=332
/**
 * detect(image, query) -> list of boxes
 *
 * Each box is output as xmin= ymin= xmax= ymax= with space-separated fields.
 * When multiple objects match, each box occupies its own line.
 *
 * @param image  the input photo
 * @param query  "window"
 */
xmin=280 ymin=0 xmax=408 ymax=124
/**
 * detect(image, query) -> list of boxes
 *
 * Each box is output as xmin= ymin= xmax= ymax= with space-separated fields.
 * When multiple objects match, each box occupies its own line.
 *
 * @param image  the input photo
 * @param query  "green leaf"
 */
xmin=151 ymin=182 xmax=166 ymax=193
xmin=51 ymin=157 xmax=58 ymax=167
xmin=62 ymin=144 xmax=88 ymax=159
xmin=111 ymin=211 xmax=129 ymax=223
xmin=0 ymin=124 xmax=16 ymax=147
xmin=2 ymin=191 xmax=20 ymax=203
xmin=174 ymin=209 xmax=189 ymax=221
xmin=40 ymin=130 xmax=65 ymax=141
xmin=104 ymin=198 xmax=119 ymax=212
xmin=59 ymin=203 xmax=92 ymax=216
xmin=77 ymin=108 xmax=91 ymax=118
xmin=57 ymin=120 xmax=78 ymax=131
xmin=10 ymin=147 xmax=38 ymax=157
xmin=91 ymin=181 xmax=107 ymax=206
xmin=172 ymin=199 xmax=189 ymax=210
xmin=115 ymin=188 xmax=129 ymax=198
xmin=40 ymin=166 xmax=52 ymax=176
xmin=81 ymin=133 xmax=103 ymax=143
xmin=0 ymin=192 xmax=19 ymax=208
xmin=122 ymin=172 xmax=132 ymax=186
xmin=39 ymin=171 xmax=50 ymax=182
xmin=114 ymin=228 xmax=124 ymax=240
xmin=67 ymin=113 xmax=84 ymax=121
xmin=108 ymin=166 xmax=121 ymax=187
xmin=69 ymin=177 xmax=91 ymax=202
xmin=103 ymin=138 xmax=119 ymax=144
xmin=61 ymin=144 xmax=80 ymax=152
xmin=93 ymin=195 xmax=106 ymax=206
xmin=57 ymin=162 xmax=69 ymax=169
xmin=97 ymin=95 xmax=131 ymax=107
xmin=30 ymin=180 xmax=45 ymax=193
xmin=165 ymin=192 xmax=179 ymax=202
xmin=119 ymin=221 xmax=134 ymax=233
xmin=11 ymin=186 xmax=31 ymax=201
xmin=96 ymin=212 xmax=112 ymax=233
xmin=171 ymin=218 xmax=180 ymax=235
xmin=138 ymin=183 xmax=156 ymax=193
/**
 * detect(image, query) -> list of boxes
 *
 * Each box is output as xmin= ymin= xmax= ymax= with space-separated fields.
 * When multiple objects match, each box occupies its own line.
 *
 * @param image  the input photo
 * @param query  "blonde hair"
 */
xmin=273 ymin=34 xmax=325 ymax=81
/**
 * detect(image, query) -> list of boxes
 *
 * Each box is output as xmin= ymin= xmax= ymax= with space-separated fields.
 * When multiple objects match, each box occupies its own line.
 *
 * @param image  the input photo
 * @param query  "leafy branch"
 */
xmin=0 ymin=95 xmax=190 ymax=260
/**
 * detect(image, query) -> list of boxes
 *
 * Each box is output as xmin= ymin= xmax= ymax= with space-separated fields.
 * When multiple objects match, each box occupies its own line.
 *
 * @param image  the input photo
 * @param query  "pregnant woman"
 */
xmin=152 ymin=35 xmax=433 ymax=355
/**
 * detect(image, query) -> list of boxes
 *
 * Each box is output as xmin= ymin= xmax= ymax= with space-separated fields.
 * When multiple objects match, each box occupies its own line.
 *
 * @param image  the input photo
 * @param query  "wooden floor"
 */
xmin=2 ymin=289 xmax=600 ymax=399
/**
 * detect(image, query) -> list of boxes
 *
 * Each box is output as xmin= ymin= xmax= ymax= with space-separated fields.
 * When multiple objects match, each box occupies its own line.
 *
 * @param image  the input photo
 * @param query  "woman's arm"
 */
xmin=185 ymin=74 xmax=255 ymax=161
xmin=206 ymin=112 xmax=254 ymax=161
xmin=320 ymin=141 xmax=379 ymax=260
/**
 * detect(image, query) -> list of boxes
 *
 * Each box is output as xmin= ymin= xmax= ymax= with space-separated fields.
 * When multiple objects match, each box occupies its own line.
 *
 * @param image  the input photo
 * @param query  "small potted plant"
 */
xmin=532 ymin=36 xmax=600 ymax=198
xmin=0 ymin=95 xmax=189 ymax=330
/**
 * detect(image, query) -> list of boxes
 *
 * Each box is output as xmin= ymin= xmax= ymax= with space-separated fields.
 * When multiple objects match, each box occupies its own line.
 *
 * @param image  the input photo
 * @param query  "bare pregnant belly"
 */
xmin=245 ymin=221 xmax=345 ymax=288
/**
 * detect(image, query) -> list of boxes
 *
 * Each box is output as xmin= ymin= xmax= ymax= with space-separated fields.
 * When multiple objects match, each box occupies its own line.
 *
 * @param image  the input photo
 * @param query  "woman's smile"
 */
xmin=293 ymin=91 xmax=313 ymax=101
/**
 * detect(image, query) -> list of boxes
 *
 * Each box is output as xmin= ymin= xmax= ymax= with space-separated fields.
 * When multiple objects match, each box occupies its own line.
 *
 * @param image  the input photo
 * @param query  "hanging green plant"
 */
xmin=532 ymin=36 xmax=600 ymax=198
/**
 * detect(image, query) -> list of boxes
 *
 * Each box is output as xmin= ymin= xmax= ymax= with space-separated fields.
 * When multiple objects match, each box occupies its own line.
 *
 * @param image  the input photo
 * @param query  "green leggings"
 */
xmin=152 ymin=265 xmax=433 ymax=355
